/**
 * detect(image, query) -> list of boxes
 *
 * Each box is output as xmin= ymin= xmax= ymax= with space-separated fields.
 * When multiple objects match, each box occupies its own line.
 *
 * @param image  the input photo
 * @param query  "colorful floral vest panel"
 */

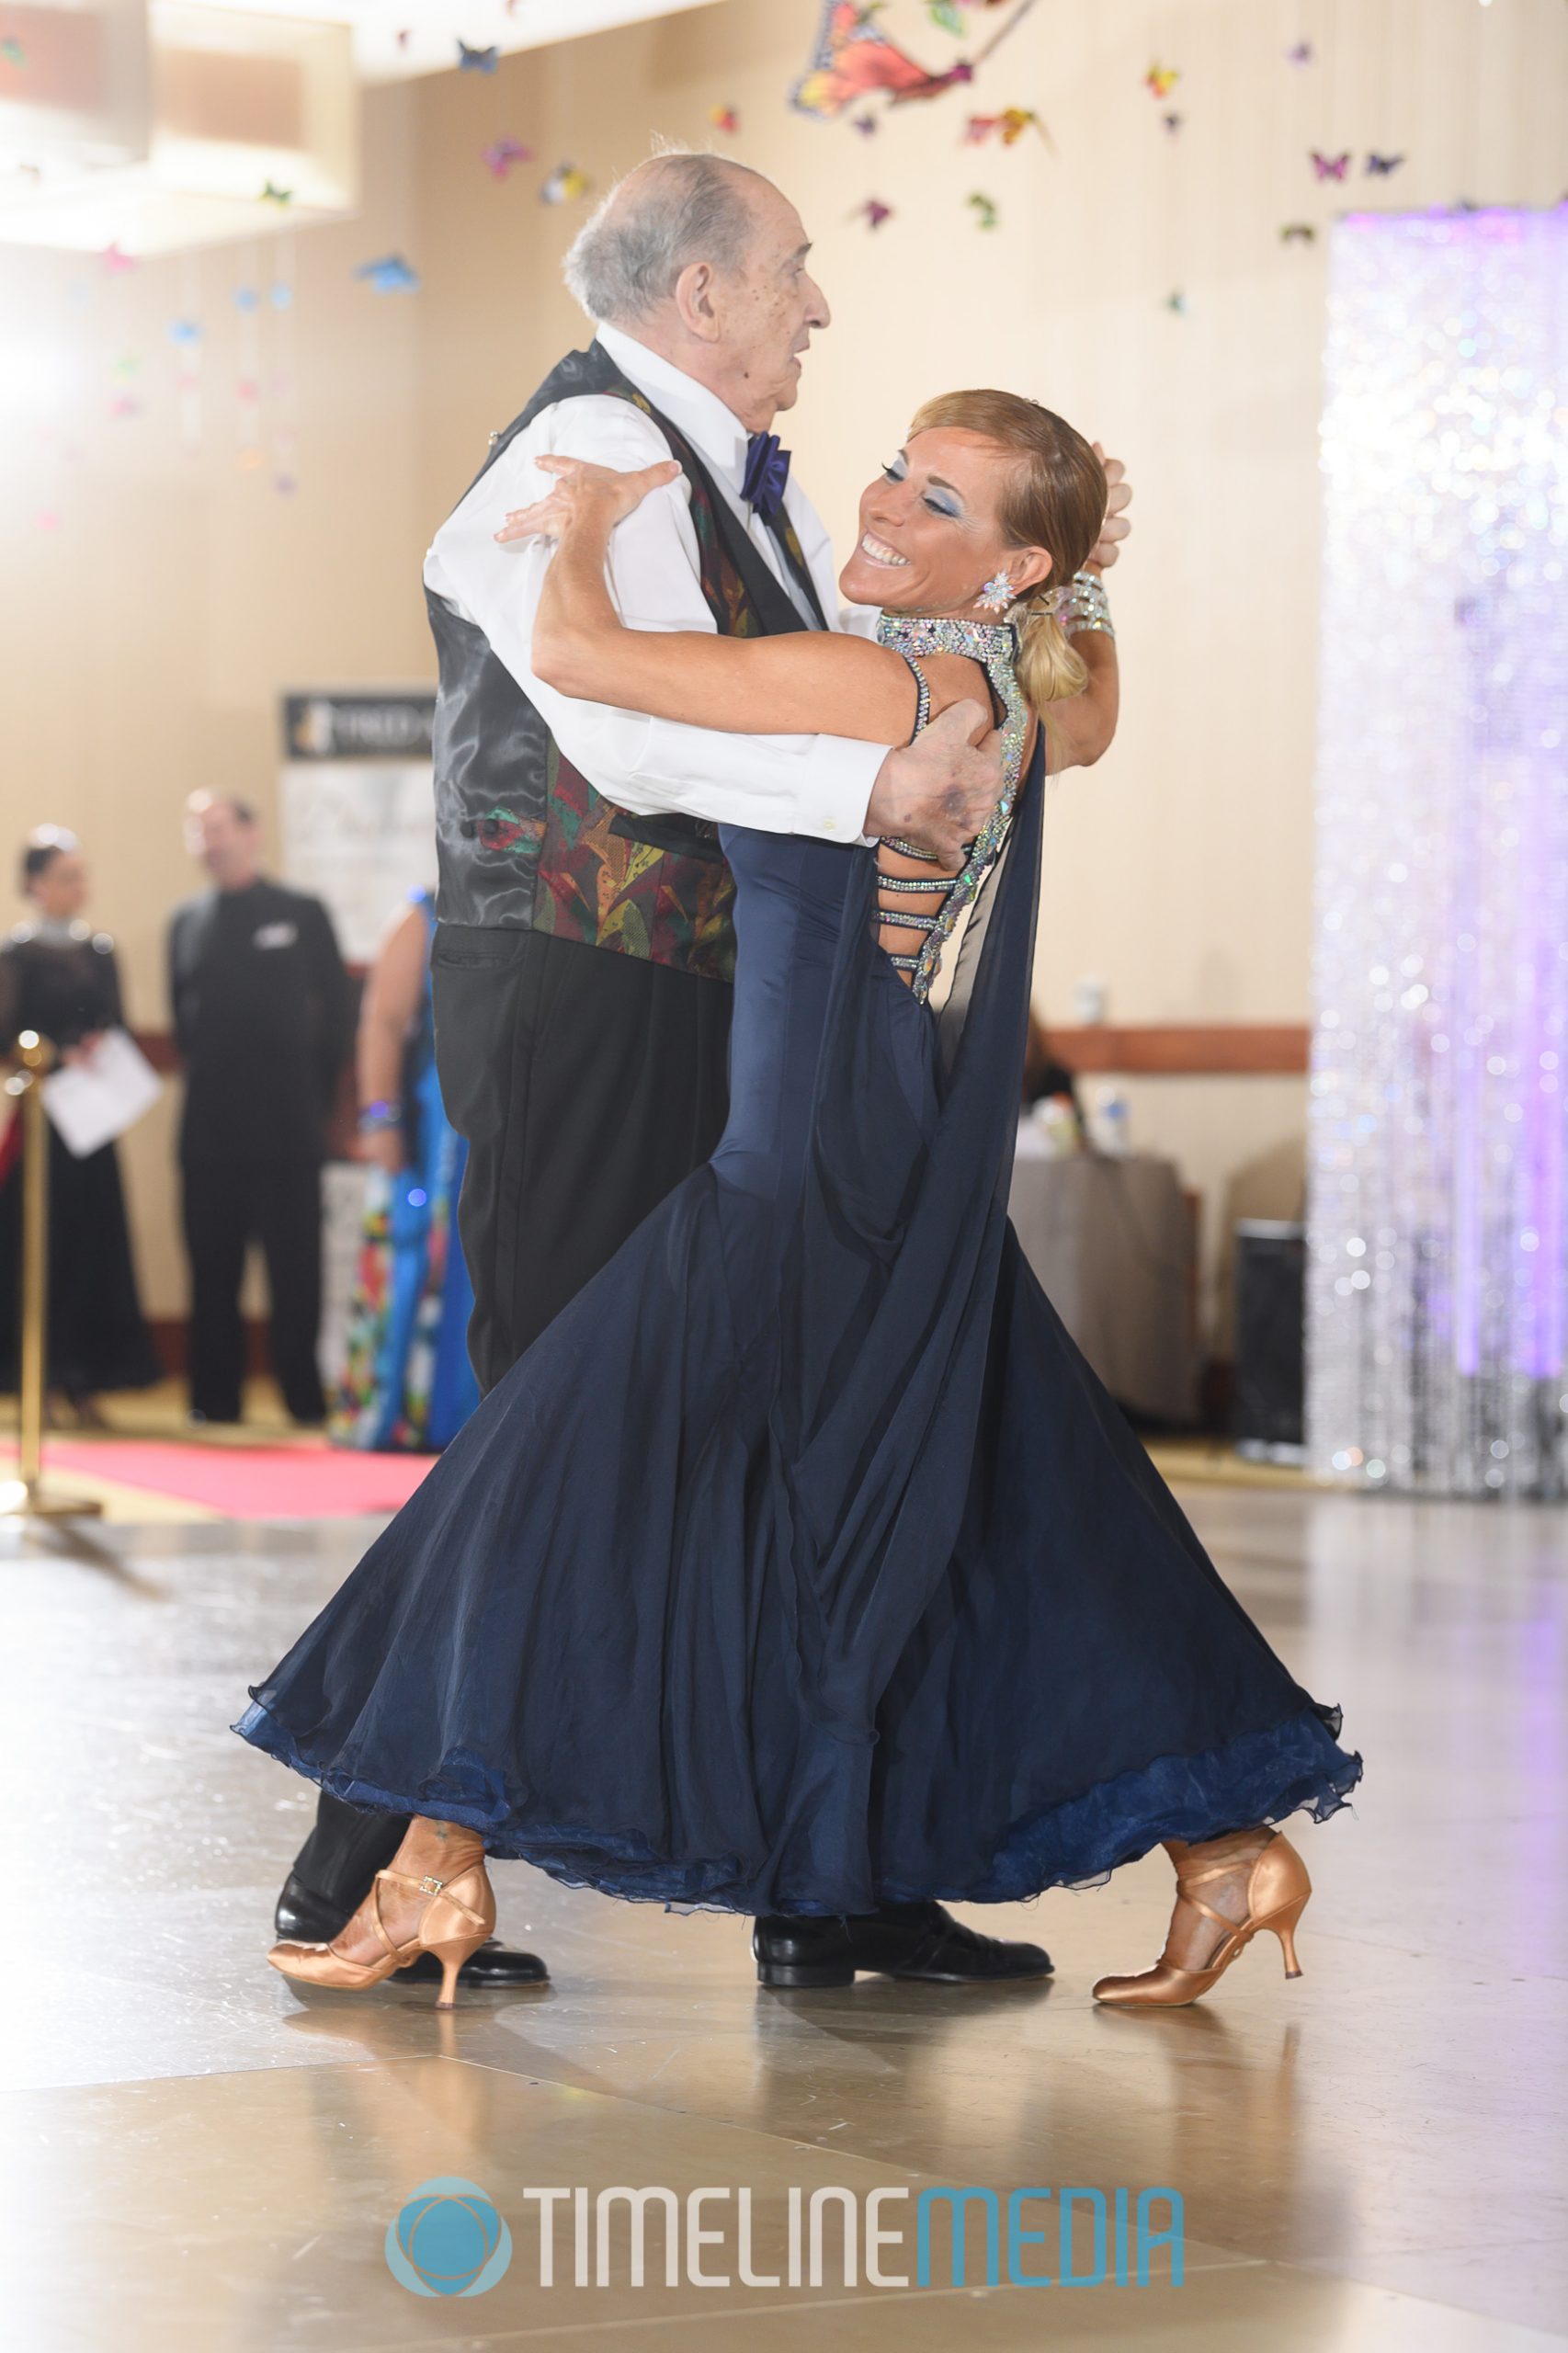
xmin=425 ymin=341 xmax=821 ymax=984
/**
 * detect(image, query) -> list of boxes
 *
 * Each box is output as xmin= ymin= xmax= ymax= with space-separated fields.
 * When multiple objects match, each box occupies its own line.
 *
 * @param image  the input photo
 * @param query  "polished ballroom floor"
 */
xmin=2 ymin=1479 xmax=1564 ymax=2352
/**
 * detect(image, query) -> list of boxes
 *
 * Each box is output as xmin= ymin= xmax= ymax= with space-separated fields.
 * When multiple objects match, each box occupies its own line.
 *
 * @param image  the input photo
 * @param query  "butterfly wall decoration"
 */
xmin=457 ymin=40 xmax=498 ymax=74
xmin=1144 ymin=63 xmax=1179 ymax=100
xmin=968 ymin=191 xmax=999 ymax=229
xmin=1365 ymin=153 xmax=1405 ymax=176
xmin=356 ymin=255 xmax=420 ymax=294
xmin=710 ymin=105 xmax=740 ymax=133
xmin=793 ymin=1 xmax=972 ymax=117
xmin=540 ymin=164 xmax=590 ymax=204
xmin=858 ymin=198 xmax=893 ymax=228
xmin=1310 ymin=151 xmax=1352 ymax=181
xmin=482 ymin=138 xmax=533 ymax=181
xmin=1280 ymin=222 xmax=1317 ymax=244
xmin=964 ymin=106 xmax=1049 ymax=148
xmin=792 ymin=0 xmax=1039 ymax=122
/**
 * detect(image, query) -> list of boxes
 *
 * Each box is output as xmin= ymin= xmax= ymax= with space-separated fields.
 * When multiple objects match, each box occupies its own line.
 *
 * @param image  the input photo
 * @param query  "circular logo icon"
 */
xmin=384 ymin=2177 xmax=513 ymax=2298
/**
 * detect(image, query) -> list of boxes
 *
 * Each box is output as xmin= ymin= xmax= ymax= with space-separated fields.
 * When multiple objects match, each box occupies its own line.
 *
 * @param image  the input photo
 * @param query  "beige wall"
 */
xmin=3 ymin=0 xmax=1565 ymax=1329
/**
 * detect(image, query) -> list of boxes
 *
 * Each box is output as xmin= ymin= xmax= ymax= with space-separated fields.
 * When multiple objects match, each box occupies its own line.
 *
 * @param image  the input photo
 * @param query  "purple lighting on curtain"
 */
xmin=1308 ymin=207 xmax=1568 ymax=1498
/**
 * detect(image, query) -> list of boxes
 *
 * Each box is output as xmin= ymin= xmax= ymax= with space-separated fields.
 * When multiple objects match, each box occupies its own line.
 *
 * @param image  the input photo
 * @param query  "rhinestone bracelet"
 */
xmin=1051 ymin=570 xmax=1115 ymax=641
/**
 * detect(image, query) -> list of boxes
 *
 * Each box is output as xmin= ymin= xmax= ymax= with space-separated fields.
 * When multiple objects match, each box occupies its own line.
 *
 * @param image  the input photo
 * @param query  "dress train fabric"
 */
xmin=235 ymin=740 xmax=1360 ymax=1915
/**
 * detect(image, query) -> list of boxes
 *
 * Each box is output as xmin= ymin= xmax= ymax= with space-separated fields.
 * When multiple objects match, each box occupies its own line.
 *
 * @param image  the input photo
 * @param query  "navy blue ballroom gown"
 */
xmin=235 ymin=688 xmax=1360 ymax=1916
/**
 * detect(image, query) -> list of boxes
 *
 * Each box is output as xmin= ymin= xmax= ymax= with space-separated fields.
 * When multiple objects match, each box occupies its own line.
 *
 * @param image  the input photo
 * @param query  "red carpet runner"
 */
xmin=32 ymin=1439 xmax=436 ymax=1518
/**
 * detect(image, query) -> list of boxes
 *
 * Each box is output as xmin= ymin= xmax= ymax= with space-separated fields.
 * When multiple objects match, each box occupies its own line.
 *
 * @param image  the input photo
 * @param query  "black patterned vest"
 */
xmin=426 ymin=342 xmax=823 ymax=983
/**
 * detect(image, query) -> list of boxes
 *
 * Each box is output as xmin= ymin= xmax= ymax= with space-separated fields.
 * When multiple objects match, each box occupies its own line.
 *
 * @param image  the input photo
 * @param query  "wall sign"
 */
xmin=279 ymin=689 xmax=437 ymax=963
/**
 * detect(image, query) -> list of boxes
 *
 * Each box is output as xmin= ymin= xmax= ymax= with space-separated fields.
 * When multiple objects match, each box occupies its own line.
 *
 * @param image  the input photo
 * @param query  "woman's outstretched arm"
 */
xmin=504 ymin=456 xmax=1119 ymax=769
xmin=1044 ymin=629 xmax=1119 ymax=771
xmin=504 ymin=457 xmax=978 ymax=745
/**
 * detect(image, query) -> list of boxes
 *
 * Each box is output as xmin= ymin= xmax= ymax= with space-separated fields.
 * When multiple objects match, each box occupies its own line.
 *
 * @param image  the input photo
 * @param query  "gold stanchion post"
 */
xmin=0 ymin=1029 xmax=104 ymax=1520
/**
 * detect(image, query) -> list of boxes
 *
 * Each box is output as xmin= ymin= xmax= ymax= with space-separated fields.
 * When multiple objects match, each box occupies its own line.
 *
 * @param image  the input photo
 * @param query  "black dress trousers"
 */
xmin=282 ymin=924 xmax=733 ymax=1926
xmin=182 ymin=1154 xmax=325 ymax=1426
xmin=431 ymin=926 xmax=733 ymax=1392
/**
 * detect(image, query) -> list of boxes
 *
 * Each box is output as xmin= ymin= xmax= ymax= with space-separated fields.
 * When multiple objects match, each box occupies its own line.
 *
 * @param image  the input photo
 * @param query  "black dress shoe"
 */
xmin=273 ymin=1871 xmax=549 ymax=1987
xmin=754 ymin=1901 xmax=1052 ymax=1988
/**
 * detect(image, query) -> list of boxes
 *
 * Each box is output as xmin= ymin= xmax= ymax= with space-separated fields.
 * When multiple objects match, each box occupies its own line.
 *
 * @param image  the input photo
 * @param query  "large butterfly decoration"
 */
xmin=793 ymin=1 xmax=971 ymax=116
xmin=792 ymin=0 xmax=1038 ymax=121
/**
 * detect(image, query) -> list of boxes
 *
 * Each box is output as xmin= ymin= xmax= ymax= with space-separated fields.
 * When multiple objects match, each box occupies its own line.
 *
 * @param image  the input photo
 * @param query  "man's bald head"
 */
xmin=560 ymin=148 xmax=829 ymax=433
xmin=563 ymin=152 xmax=769 ymax=329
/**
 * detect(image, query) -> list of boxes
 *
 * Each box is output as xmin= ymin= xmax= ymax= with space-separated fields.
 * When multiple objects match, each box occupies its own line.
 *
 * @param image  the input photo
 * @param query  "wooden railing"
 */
xmin=134 ymin=1024 xmax=1312 ymax=1081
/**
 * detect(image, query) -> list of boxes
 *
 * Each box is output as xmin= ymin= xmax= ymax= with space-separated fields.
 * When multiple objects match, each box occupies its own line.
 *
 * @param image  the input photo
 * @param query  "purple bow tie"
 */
xmin=742 ymin=431 xmax=791 ymax=526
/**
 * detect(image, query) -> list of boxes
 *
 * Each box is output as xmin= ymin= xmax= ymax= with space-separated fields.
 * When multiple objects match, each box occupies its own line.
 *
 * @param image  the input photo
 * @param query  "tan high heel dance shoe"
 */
xmin=268 ymin=1828 xmax=496 ymax=2010
xmin=1092 ymin=1828 xmax=1311 ymax=2009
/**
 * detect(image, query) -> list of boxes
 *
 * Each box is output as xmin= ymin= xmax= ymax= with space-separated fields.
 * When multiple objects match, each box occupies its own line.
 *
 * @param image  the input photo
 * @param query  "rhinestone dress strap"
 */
xmin=872 ymin=614 xmax=1028 ymax=1003
xmin=895 ymin=652 xmax=932 ymax=745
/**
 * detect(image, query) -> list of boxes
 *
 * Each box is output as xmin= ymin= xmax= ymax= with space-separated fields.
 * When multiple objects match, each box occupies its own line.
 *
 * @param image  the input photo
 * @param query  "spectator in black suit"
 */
xmin=168 ymin=794 xmax=352 ymax=1425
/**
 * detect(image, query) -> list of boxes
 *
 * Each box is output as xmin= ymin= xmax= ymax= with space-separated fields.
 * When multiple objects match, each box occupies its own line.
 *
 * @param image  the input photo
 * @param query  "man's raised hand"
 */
xmin=1087 ymin=442 xmax=1132 ymax=574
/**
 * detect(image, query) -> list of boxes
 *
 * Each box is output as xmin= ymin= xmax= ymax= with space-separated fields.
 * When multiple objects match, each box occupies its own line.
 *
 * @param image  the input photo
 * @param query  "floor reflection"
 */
xmin=3 ymin=1489 xmax=1564 ymax=2347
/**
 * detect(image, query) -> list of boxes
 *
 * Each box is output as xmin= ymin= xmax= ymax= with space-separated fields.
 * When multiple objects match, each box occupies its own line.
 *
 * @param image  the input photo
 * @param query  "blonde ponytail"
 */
xmin=1016 ymin=593 xmax=1088 ymax=712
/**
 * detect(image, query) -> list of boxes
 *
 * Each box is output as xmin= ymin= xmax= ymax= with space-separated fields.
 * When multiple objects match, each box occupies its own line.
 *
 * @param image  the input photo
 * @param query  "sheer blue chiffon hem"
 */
xmin=233 ymin=1690 xmax=1360 ymax=1916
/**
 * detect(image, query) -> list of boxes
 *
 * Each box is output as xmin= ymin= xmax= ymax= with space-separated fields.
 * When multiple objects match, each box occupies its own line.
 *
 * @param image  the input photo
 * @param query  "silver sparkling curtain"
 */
xmin=1308 ymin=208 xmax=1568 ymax=1498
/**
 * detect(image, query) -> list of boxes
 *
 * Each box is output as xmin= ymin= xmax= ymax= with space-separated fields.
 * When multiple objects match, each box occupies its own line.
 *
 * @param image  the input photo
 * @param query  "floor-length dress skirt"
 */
xmin=235 ymin=745 xmax=1360 ymax=1915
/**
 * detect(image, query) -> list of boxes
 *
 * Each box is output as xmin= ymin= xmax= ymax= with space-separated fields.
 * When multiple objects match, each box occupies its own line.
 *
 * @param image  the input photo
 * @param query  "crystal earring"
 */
xmin=976 ymin=572 xmax=1014 ymax=614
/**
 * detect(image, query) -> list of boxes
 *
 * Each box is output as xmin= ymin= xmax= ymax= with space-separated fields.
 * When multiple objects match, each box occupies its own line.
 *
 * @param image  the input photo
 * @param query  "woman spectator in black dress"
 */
xmin=0 ymin=827 xmax=162 ymax=1422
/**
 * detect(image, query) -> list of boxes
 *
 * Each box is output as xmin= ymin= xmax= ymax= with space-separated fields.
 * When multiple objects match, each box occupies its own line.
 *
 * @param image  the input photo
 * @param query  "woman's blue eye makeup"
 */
xmin=881 ymin=456 xmax=960 ymax=518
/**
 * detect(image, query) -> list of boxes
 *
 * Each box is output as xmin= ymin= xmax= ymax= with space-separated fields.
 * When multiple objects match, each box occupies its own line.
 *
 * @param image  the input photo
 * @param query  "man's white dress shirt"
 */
xmin=422 ymin=322 xmax=886 ymax=844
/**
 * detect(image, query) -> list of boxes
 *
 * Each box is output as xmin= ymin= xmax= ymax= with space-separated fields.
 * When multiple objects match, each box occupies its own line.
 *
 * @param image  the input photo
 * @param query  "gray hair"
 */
xmin=562 ymin=151 xmax=765 ymax=326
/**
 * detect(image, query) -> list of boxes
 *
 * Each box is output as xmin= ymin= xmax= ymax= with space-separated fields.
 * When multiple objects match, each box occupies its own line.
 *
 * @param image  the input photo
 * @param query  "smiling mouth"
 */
xmin=858 ymin=531 xmax=908 ymax=567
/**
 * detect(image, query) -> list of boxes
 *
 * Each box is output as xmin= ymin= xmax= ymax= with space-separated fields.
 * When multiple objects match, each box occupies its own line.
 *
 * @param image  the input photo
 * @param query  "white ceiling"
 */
xmin=217 ymin=0 xmax=723 ymax=86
